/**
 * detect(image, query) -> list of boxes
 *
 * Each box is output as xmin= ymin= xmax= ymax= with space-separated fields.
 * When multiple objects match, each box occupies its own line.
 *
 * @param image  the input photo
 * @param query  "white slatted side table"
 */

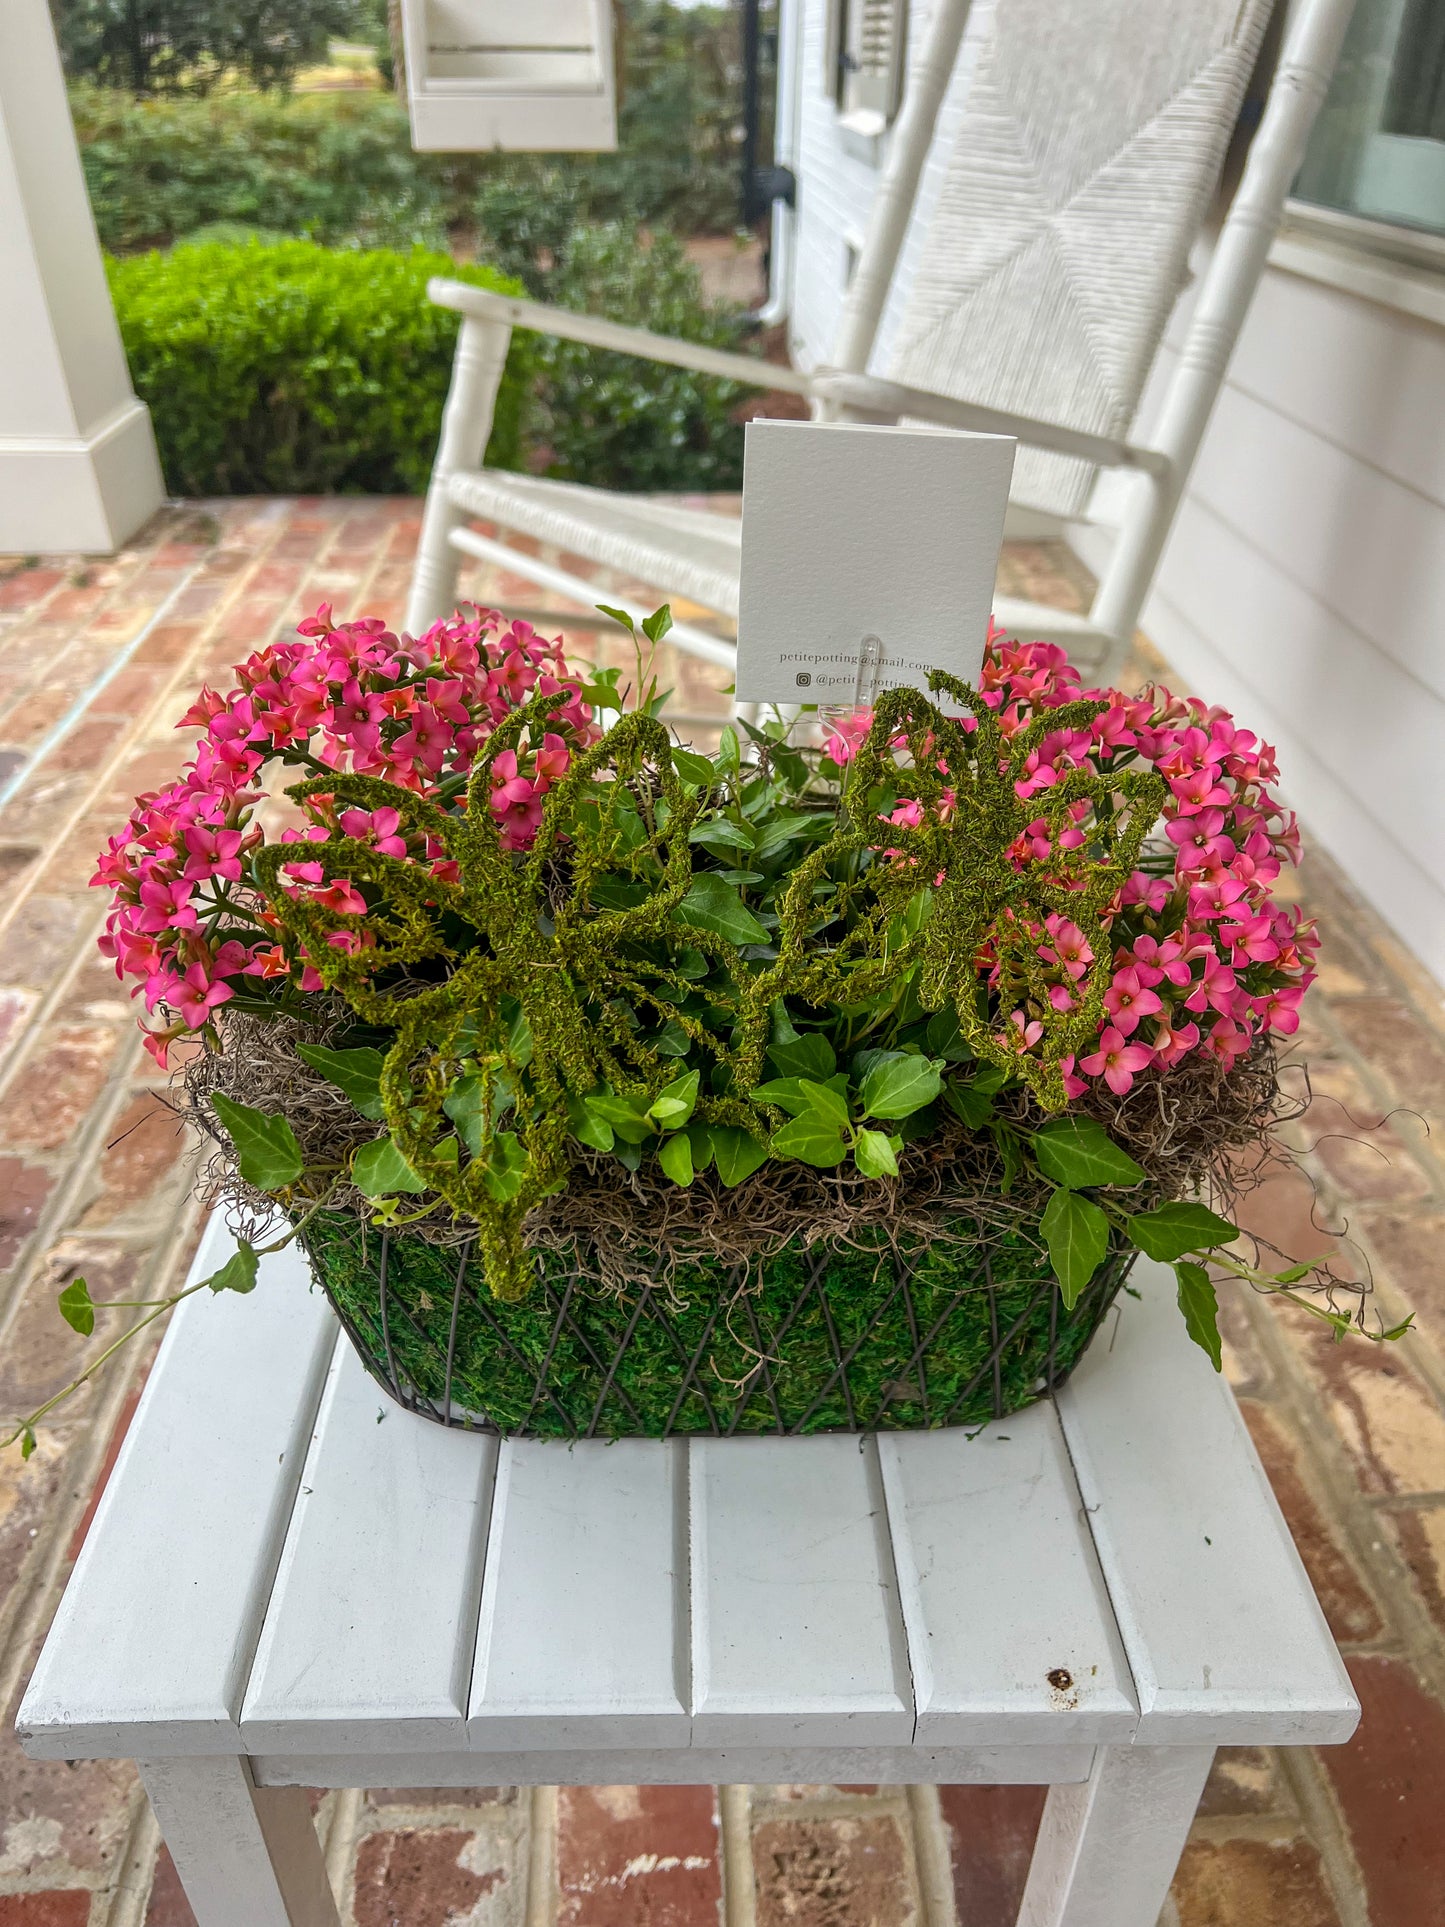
xmin=17 ymin=1218 xmax=1359 ymax=1927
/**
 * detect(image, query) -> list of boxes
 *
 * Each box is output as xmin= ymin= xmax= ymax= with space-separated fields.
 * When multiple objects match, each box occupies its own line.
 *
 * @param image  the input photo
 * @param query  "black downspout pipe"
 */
xmin=741 ymin=0 xmax=763 ymax=225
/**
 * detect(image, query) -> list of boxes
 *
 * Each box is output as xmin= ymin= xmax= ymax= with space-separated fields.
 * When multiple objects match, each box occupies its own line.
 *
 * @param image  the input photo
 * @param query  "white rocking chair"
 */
xmin=407 ymin=0 xmax=1354 ymax=691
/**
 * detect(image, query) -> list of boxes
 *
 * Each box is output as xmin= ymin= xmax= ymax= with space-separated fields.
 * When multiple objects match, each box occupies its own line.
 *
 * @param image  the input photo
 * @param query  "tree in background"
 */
xmin=51 ymin=0 xmax=363 ymax=94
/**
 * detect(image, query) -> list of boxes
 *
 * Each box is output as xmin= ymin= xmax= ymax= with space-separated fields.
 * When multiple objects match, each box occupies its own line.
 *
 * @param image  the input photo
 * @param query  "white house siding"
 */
xmin=1075 ymin=256 xmax=1445 ymax=991
xmin=783 ymin=0 xmax=994 ymax=375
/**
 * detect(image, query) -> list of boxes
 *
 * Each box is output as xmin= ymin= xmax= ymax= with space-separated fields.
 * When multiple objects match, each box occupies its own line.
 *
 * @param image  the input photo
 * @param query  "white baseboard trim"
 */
xmin=0 ymin=397 xmax=165 ymax=554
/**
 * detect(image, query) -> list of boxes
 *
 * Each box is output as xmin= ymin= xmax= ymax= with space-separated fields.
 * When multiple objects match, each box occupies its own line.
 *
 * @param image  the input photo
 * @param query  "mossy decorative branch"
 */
xmin=249 ymin=673 xmax=1165 ymax=1297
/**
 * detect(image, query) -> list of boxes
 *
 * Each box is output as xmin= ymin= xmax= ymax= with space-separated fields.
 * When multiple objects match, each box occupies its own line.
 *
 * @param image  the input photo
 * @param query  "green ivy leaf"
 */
xmin=596 ymin=602 xmax=636 ymax=638
xmin=577 ymin=667 xmax=624 ymax=709
xmin=649 ymin=1070 xmax=700 ymax=1130
xmin=1175 ymin=1261 xmax=1223 ymax=1371
xmin=1269 ymin=1259 xmax=1319 ymax=1285
xmin=689 ymin=818 xmax=756 ymax=855
xmin=206 ymin=1242 xmax=259 ymax=1295
xmin=791 ymin=1078 xmax=850 ymax=1128
xmin=210 ymin=1093 xmax=304 ymax=1190
xmin=1030 ymin=1116 xmax=1146 ymax=1190
xmin=584 ymin=1090 xmax=653 ymax=1143
xmin=505 ymin=1006 xmax=534 ymax=1068
xmin=1042 ymin=1189 xmax=1111 ymax=1309
xmin=57 ymin=1276 xmax=95 ymax=1336
xmin=688 ymin=1123 xmax=715 ymax=1171
xmin=1127 ymin=1201 xmax=1239 ymax=1263
xmin=710 ymin=1127 xmax=770 ymax=1187
xmin=677 ymin=874 xmax=770 ymax=945
xmin=771 ymin=1114 xmax=850 ymax=1167
xmin=567 ymin=1093 xmax=614 ymax=1153
xmin=658 ymin=1131 xmax=694 ymax=1186
xmin=353 ymin=1136 xmax=427 ymax=1197
xmin=20 ymin=1426 xmax=37 ymax=1461
xmin=480 ymin=1132 xmax=527 ymax=1202
xmin=671 ymin=747 xmax=716 ymax=788
xmin=766 ymin=1030 xmax=837 ymax=1079
xmin=714 ymin=724 xmax=741 ymax=773
xmin=443 ymin=1071 xmax=516 ymax=1156
xmin=925 ymin=1009 xmax=973 ymax=1062
xmin=296 ymin=1043 xmax=386 ymax=1121
xmin=750 ymin=813 xmax=824 ymax=863
xmin=652 ymin=1018 xmax=692 ymax=1057
xmin=853 ymin=1129 xmax=899 ymax=1180
xmin=582 ymin=1091 xmax=647 ymax=1124
xmin=859 ymin=1054 xmax=943 ymax=1120
xmin=641 ymin=603 xmax=674 ymax=646
xmin=944 ymin=1082 xmax=995 ymax=1129
xmin=751 ymin=1077 xmax=826 ymax=1118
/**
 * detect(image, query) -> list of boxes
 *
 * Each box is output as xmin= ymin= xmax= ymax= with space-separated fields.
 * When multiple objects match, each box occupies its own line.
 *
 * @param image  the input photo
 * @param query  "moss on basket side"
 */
xmin=300 ymin=1212 xmax=1134 ymax=1438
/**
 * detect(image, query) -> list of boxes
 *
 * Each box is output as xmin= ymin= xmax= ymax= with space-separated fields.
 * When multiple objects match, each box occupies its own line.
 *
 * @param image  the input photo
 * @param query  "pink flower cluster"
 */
xmin=825 ymin=627 xmax=1316 ymax=1097
xmin=94 ymin=606 xmax=597 ymax=1064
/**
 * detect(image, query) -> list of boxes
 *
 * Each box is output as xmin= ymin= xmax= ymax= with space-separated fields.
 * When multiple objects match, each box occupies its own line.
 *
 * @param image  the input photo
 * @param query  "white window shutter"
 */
xmin=841 ymin=0 xmax=907 ymax=128
xmin=401 ymin=0 xmax=617 ymax=152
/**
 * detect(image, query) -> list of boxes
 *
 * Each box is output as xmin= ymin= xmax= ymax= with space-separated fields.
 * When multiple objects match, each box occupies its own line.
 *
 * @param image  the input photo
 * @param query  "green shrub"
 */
xmin=108 ymin=240 xmax=528 ymax=495
xmin=67 ymin=3 xmax=742 ymax=257
xmin=71 ymin=87 xmax=457 ymax=252
xmin=532 ymin=225 xmax=749 ymax=493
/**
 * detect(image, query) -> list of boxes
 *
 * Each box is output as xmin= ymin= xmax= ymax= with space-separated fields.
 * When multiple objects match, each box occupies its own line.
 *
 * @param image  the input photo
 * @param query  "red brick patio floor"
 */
xmin=0 ymin=499 xmax=1442 ymax=1927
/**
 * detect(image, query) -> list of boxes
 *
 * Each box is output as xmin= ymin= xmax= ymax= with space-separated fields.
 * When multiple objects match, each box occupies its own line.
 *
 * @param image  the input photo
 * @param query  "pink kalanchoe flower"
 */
xmin=1079 ymin=1027 xmax=1154 ymax=1096
xmin=1102 ymin=966 xmax=1163 ymax=1037
xmin=1129 ymin=933 xmax=1192 ymax=987
xmin=181 ymin=823 xmax=243 ymax=883
xmin=533 ymin=732 xmax=571 ymax=786
xmin=823 ymin=709 xmax=872 ymax=766
xmin=1003 ymin=1009 xmax=1044 ymax=1052
xmin=172 ymin=963 xmax=234 ymax=1029
xmin=1150 ymin=1013 xmax=1201 ymax=1068
xmin=1257 ymin=985 xmax=1304 ymax=1034
xmin=311 ymin=880 xmax=367 ymax=918
xmin=1185 ymin=956 xmax=1241 ymax=1019
xmin=1060 ymin=1053 xmax=1088 ymax=1101
xmin=1042 ymin=918 xmax=1092 ymax=981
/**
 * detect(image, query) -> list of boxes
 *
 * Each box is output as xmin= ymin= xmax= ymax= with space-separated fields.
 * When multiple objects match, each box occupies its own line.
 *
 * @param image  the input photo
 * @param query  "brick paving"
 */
xmin=0 ymin=499 xmax=1442 ymax=1926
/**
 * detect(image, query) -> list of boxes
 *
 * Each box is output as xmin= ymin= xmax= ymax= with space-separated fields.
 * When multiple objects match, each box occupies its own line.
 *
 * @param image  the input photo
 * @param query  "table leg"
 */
xmin=1015 ymin=1744 xmax=1214 ymax=1927
xmin=139 ymin=1756 xmax=341 ymax=1927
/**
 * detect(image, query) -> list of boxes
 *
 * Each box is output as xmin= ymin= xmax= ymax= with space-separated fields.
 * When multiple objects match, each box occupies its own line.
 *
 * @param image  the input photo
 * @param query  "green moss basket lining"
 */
xmin=299 ymin=1209 xmax=1138 ymax=1438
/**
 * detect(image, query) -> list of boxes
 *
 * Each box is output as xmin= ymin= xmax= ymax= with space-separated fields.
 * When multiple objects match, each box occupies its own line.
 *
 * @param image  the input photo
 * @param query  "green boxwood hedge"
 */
xmin=109 ymin=230 xmax=757 ymax=498
xmin=107 ymin=240 xmax=528 ymax=496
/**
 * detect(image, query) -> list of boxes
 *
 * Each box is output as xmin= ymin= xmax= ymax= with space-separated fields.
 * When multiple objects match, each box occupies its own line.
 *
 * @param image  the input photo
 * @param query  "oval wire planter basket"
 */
xmin=300 ymin=1210 xmax=1138 ymax=1439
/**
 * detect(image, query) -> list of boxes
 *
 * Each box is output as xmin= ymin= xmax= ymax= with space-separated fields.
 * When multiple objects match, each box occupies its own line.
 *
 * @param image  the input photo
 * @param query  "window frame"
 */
xmin=826 ymin=0 xmax=908 ymax=138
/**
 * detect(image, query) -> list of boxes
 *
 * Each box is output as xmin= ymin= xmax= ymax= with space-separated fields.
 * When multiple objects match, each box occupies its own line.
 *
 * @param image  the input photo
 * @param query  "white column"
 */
xmin=0 ymin=0 xmax=165 ymax=553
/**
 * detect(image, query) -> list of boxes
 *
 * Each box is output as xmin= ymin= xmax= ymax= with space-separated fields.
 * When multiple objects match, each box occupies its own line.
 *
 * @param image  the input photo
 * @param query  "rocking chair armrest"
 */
xmin=428 ymin=279 xmax=817 ymax=400
xmin=810 ymin=371 xmax=1173 ymax=479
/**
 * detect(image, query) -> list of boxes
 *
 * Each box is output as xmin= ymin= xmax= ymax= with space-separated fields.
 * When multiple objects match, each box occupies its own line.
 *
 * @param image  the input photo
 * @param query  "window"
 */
xmin=831 ymin=0 xmax=907 ymax=134
xmin=1294 ymin=0 xmax=1445 ymax=238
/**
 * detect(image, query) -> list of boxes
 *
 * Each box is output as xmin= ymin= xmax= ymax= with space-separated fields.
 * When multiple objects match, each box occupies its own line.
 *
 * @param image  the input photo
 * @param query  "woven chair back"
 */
xmin=884 ymin=0 xmax=1275 ymax=515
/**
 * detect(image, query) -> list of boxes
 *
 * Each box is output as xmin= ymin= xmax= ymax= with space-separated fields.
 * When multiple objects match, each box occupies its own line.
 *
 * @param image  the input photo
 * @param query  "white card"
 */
xmin=735 ymin=420 xmax=1015 ymax=712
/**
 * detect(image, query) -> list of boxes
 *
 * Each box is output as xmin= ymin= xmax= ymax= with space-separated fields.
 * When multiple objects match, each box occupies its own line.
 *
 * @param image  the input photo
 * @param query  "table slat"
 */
xmin=878 ymin=1405 xmax=1138 ymax=1744
xmin=468 ymin=1438 xmax=689 ymax=1749
xmin=1056 ymin=1261 xmax=1360 ymax=1745
xmin=18 ymin=1222 xmax=337 ymax=1758
xmin=240 ymin=1338 xmax=497 ymax=1753
xmin=689 ymin=1434 xmax=914 ymax=1747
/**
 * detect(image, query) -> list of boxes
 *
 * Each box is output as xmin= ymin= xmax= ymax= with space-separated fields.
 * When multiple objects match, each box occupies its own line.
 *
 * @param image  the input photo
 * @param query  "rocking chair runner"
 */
xmin=407 ymin=0 xmax=1355 ymax=689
